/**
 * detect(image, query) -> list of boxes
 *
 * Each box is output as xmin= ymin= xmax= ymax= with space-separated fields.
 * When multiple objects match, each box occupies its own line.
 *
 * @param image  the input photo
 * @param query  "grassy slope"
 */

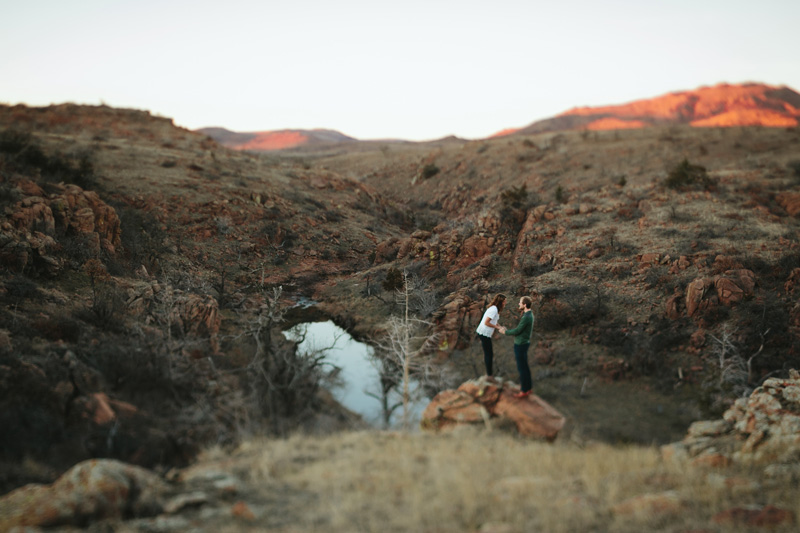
xmin=156 ymin=429 xmax=800 ymax=532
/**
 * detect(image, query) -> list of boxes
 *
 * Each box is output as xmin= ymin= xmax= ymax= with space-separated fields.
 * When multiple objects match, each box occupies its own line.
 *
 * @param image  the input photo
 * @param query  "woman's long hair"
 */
xmin=489 ymin=293 xmax=506 ymax=312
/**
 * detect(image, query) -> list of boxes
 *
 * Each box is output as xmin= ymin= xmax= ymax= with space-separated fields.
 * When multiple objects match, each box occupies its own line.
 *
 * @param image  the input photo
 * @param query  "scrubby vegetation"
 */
xmin=664 ymin=158 xmax=715 ymax=190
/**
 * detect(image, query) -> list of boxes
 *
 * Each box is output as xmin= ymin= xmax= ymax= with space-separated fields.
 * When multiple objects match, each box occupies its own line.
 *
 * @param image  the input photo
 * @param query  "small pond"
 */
xmin=283 ymin=320 xmax=427 ymax=429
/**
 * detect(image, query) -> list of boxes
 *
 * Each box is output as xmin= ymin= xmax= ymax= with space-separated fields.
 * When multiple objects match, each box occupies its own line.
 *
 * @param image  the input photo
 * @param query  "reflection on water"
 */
xmin=284 ymin=320 xmax=426 ymax=428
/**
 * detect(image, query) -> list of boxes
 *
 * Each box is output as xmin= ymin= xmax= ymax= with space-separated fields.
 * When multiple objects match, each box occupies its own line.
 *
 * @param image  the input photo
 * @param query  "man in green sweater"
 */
xmin=499 ymin=296 xmax=534 ymax=398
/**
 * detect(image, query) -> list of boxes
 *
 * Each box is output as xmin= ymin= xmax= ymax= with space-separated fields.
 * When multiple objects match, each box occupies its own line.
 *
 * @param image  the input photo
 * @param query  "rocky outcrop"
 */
xmin=9 ymin=195 xmax=55 ymax=235
xmin=683 ymin=269 xmax=756 ymax=317
xmin=421 ymin=376 xmax=566 ymax=440
xmin=9 ymin=180 xmax=121 ymax=251
xmin=50 ymin=183 xmax=122 ymax=253
xmin=511 ymin=206 xmax=556 ymax=271
xmin=0 ymin=223 xmax=62 ymax=275
xmin=432 ymin=290 xmax=482 ymax=353
xmin=0 ymin=459 xmax=168 ymax=530
xmin=662 ymin=369 xmax=800 ymax=465
xmin=172 ymin=294 xmax=222 ymax=353
xmin=0 ymin=180 xmax=122 ymax=274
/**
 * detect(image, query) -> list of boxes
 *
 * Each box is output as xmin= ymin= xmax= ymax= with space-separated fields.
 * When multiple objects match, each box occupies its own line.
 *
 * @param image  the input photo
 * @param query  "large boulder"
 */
xmin=421 ymin=376 xmax=566 ymax=441
xmin=685 ymin=269 xmax=755 ymax=317
xmin=0 ymin=459 xmax=167 ymax=530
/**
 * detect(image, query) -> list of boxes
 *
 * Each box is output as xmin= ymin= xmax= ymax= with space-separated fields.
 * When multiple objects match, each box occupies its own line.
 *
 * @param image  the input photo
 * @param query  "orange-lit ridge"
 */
xmin=490 ymin=82 xmax=799 ymax=137
xmin=560 ymin=83 xmax=799 ymax=130
xmin=237 ymin=131 xmax=309 ymax=151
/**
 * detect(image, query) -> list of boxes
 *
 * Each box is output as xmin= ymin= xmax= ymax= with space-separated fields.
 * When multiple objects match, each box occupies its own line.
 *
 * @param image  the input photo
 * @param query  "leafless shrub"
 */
xmin=243 ymin=286 xmax=332 ymax=434
xmin=371 ymin=272 xmax=455 ymax=429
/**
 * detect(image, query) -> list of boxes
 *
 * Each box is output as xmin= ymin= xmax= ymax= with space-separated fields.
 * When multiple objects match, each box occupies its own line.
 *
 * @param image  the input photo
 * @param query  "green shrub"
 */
xmin=500 ymin=184 xmax=535 ymax=235
xmin=383 ymin=268 xmax=405 ymax=292
xmin=421 ymin=164 xmax=440 ymax=180
xmin=664 ymin=159 xmax=714 ymax=190
xmin=500 ymin=184 xmax=528 ymax=210
xmin=555 ymin=185 xmax=567 ymax=203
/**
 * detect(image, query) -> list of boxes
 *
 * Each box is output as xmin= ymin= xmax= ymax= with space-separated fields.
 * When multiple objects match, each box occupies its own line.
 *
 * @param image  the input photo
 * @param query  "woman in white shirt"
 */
xmin=475 ymin=293 xmax=506 ymax=377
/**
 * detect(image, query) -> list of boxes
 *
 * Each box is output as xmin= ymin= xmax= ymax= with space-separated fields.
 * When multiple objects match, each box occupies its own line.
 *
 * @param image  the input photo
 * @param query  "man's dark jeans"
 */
xmin=514 ymin=343 xmax=532 ymax=392
xmin=479 ymin=334 xmax=493 ymax=376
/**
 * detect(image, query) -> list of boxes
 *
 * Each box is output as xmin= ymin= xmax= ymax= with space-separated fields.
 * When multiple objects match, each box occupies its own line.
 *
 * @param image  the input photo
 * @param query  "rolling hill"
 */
xmin=501 ymin=82 xmax=800 ymax=136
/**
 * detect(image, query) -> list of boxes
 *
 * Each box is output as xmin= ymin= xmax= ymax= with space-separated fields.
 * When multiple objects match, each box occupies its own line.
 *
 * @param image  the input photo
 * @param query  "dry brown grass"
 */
xmin=190 ymin=429 xmax=800 ymax=532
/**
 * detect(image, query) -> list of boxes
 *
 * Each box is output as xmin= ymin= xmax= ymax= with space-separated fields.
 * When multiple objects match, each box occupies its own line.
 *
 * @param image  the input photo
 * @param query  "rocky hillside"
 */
xmin=506 ymin=83 xmax=800 ymax=135
xmin=1 ymin=101 xmax=799 ymax=497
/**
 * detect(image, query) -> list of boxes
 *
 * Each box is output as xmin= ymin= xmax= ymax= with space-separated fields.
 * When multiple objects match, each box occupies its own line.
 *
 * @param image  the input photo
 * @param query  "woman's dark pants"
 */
xmin=479 ymin=334 xmax=493 ymax=376
xmin=514 ymin=343 xmax=532 ymax=392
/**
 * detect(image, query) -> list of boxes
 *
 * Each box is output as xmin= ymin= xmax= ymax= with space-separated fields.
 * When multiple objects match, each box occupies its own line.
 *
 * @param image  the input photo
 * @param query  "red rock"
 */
xmin=0 ymin=459 xmax=167 ymax=530
xmin=713 ymin=505 xmax=795 ymax=527
xmin=638 ymin=252 xmax=661 ymax=265
xmin=232 ymin=501 xmax=256 ymax=521
xmin=421 ymin=377 xmax=565 ymax=440
xmin=777 ymin=191 xmax=800 ymax=217
xmin=10 ymin=196 xmax=55 ymax=235
xmin=785 ymin=268 xmax=800 ymax=294
xmin=689 ymin=329 xmax=706 ymax=348
xmin=665 ymin=294 xmax=683 ymax=319
xmin=13 ymin=178 xmax=46 ymax=197
xmin=433 ymin=290 xmax=477 ymax=353
xmin=686 ymin=278 xmax=717 ymax=317
xmin=374 ymin=237 xmax=400 ymax=264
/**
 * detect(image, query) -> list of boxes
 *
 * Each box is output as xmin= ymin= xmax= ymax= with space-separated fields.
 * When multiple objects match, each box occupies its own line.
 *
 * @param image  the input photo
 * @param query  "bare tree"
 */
xmin=371 ymin=271 xmax=454 ymax=430
xmin=707 ymin=325 xmax=762 ymax=401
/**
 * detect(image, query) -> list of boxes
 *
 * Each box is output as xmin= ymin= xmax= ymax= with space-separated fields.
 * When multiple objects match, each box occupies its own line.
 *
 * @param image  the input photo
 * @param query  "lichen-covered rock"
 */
xmin=0 ymin=459 xmax=168 ymax=530
xmin=663 ymin=369 xmax=800 ymax=465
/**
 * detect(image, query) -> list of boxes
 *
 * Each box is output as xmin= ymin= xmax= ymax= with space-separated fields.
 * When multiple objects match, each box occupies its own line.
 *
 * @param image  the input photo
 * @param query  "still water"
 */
xmin=284 ymin=320 xmax=426 ymax=428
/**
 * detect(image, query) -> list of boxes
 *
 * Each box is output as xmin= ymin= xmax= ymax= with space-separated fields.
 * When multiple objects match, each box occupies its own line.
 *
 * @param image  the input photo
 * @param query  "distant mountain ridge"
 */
xmin=501 ymin=82 xmax=800 ymax=136
xmin=197 ymin=127 xmax=356 ymax=151
xmin=199 ymin=82 xmax=800 ymax=151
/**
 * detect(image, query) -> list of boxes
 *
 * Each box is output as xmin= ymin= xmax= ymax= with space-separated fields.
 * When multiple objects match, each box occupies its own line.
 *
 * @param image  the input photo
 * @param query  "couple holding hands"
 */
xmin=475 ymin=293 xmax=534 ymax=399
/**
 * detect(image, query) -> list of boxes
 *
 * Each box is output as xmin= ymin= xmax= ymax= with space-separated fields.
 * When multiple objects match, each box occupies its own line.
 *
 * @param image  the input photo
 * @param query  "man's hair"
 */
xmin=521 ymin=296 xmax=532 ymax=309
xmin=490 ymin=293 xmax=506 ymax=310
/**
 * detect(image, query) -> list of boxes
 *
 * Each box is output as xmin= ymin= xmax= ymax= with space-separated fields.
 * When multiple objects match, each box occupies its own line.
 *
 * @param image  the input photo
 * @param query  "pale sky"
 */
xmin=2 ymin=0 xmax=798 ymax=141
